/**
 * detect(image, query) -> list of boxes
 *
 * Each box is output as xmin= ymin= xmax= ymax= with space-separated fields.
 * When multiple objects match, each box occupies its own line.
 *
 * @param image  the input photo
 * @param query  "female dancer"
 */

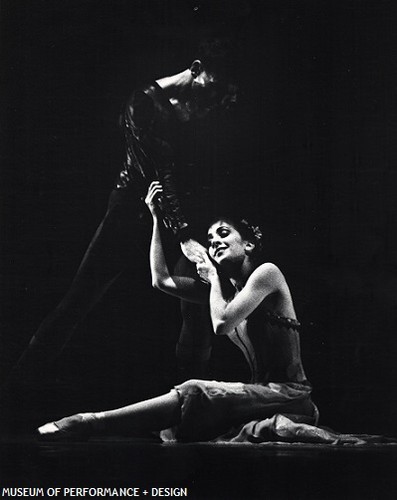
xmin=37 ymin=181 xmax=319 ymax=443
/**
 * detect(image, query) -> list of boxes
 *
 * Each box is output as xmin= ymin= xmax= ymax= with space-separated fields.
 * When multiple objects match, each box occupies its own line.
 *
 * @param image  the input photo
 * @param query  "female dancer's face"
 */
xmin=207 ymin=221 xmax=247 ymax=265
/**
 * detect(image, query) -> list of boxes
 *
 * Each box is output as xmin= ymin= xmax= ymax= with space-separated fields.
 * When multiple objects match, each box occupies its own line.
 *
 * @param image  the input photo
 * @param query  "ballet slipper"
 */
xmin=36 ymin=413 xmax=96 ymax=441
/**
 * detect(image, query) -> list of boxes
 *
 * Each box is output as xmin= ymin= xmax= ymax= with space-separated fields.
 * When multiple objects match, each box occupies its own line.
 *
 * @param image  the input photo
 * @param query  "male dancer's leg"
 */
xmin=173 ymin=256 xmax=212 ymax=381
xmin=1 ymin=191 xmax=149 ymax=405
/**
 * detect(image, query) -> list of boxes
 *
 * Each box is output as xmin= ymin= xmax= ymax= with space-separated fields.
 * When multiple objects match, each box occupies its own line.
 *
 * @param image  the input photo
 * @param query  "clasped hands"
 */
xmin=145 ymin=181 xmax=217 ymax=283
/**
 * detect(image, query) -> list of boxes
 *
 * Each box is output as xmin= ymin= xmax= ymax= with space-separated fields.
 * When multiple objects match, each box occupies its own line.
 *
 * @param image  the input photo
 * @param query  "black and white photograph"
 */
xmin=1 ymin=1 xmax=397 ymax=498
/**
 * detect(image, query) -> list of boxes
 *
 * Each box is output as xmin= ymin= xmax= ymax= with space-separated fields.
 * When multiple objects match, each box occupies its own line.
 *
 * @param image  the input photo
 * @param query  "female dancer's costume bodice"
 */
xmin=226 ymin=301 xmax=308 ymax=384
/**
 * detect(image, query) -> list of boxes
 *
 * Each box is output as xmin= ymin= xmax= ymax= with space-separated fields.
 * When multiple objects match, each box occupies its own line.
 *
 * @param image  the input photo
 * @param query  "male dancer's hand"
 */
xmin=180 ymin=239 xmax=208 ymax=265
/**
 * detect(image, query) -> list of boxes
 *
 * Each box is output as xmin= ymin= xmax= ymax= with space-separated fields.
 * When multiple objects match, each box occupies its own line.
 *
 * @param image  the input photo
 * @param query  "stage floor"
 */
xmin=1 ymin=437 xmax=396 ymax=499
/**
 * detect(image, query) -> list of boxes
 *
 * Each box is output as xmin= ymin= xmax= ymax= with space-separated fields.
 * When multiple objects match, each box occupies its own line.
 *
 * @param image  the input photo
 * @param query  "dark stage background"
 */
xmin=1 ymin=0 xmax=397 ymax=439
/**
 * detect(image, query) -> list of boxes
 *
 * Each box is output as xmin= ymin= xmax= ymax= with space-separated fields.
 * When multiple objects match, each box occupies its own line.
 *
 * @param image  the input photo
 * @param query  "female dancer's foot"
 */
xmin=37 ymin=412 xmax=102 ymax=441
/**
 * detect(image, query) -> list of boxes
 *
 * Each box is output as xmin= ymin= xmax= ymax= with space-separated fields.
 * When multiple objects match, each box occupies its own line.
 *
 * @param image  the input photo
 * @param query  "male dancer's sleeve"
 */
xmin=120 ymin=90 xmax=191 ymax=239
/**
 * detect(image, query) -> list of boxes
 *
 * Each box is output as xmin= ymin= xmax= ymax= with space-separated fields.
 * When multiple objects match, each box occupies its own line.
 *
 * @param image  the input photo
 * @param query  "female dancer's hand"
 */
xmin=196 ymin=252 xmax=218 ymax=283
xmin=180 ymin=239 xmax=208 ymax=265
xmin=145 ymin=181 xmax=163 ymax=216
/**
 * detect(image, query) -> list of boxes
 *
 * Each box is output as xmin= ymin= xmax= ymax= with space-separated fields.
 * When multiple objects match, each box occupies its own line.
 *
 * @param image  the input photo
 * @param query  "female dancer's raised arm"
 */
xmin=145 ymin=181 xmax=207 ymax=304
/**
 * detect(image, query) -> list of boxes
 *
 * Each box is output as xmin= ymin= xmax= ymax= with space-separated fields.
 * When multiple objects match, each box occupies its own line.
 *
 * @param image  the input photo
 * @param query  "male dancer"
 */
xmin=1 ymin=38 xmax=239 ymax=413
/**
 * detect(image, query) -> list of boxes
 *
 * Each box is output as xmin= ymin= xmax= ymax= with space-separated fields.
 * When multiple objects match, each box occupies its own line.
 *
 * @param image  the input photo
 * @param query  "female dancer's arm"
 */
xmin=198 ymin=254 xmax=282 ymax=335
xmin=145 ymin=181 xmax=207 ymax=303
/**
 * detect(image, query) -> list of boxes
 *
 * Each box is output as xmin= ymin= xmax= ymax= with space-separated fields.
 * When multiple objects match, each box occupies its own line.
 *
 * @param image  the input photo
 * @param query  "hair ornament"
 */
xmin=241 ymin=219 xmax=263 ymax=242
xmin=250 ymin=225 xmax=263 ymax=242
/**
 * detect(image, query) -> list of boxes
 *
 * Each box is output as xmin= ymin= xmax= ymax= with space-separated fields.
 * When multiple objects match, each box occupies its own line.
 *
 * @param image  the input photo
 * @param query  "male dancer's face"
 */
xmin=189 ymin=67 xmax=238 ymax=117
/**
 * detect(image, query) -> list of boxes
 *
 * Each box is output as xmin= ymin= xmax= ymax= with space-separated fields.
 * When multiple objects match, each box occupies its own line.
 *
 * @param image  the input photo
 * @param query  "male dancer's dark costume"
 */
xmin=3 ymin=82 xmax=203 ymax=399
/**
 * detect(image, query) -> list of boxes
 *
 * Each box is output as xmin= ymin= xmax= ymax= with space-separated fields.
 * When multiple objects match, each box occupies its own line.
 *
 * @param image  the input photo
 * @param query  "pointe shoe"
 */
xmin=36 ymin=413 xmax=94 ymax=441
